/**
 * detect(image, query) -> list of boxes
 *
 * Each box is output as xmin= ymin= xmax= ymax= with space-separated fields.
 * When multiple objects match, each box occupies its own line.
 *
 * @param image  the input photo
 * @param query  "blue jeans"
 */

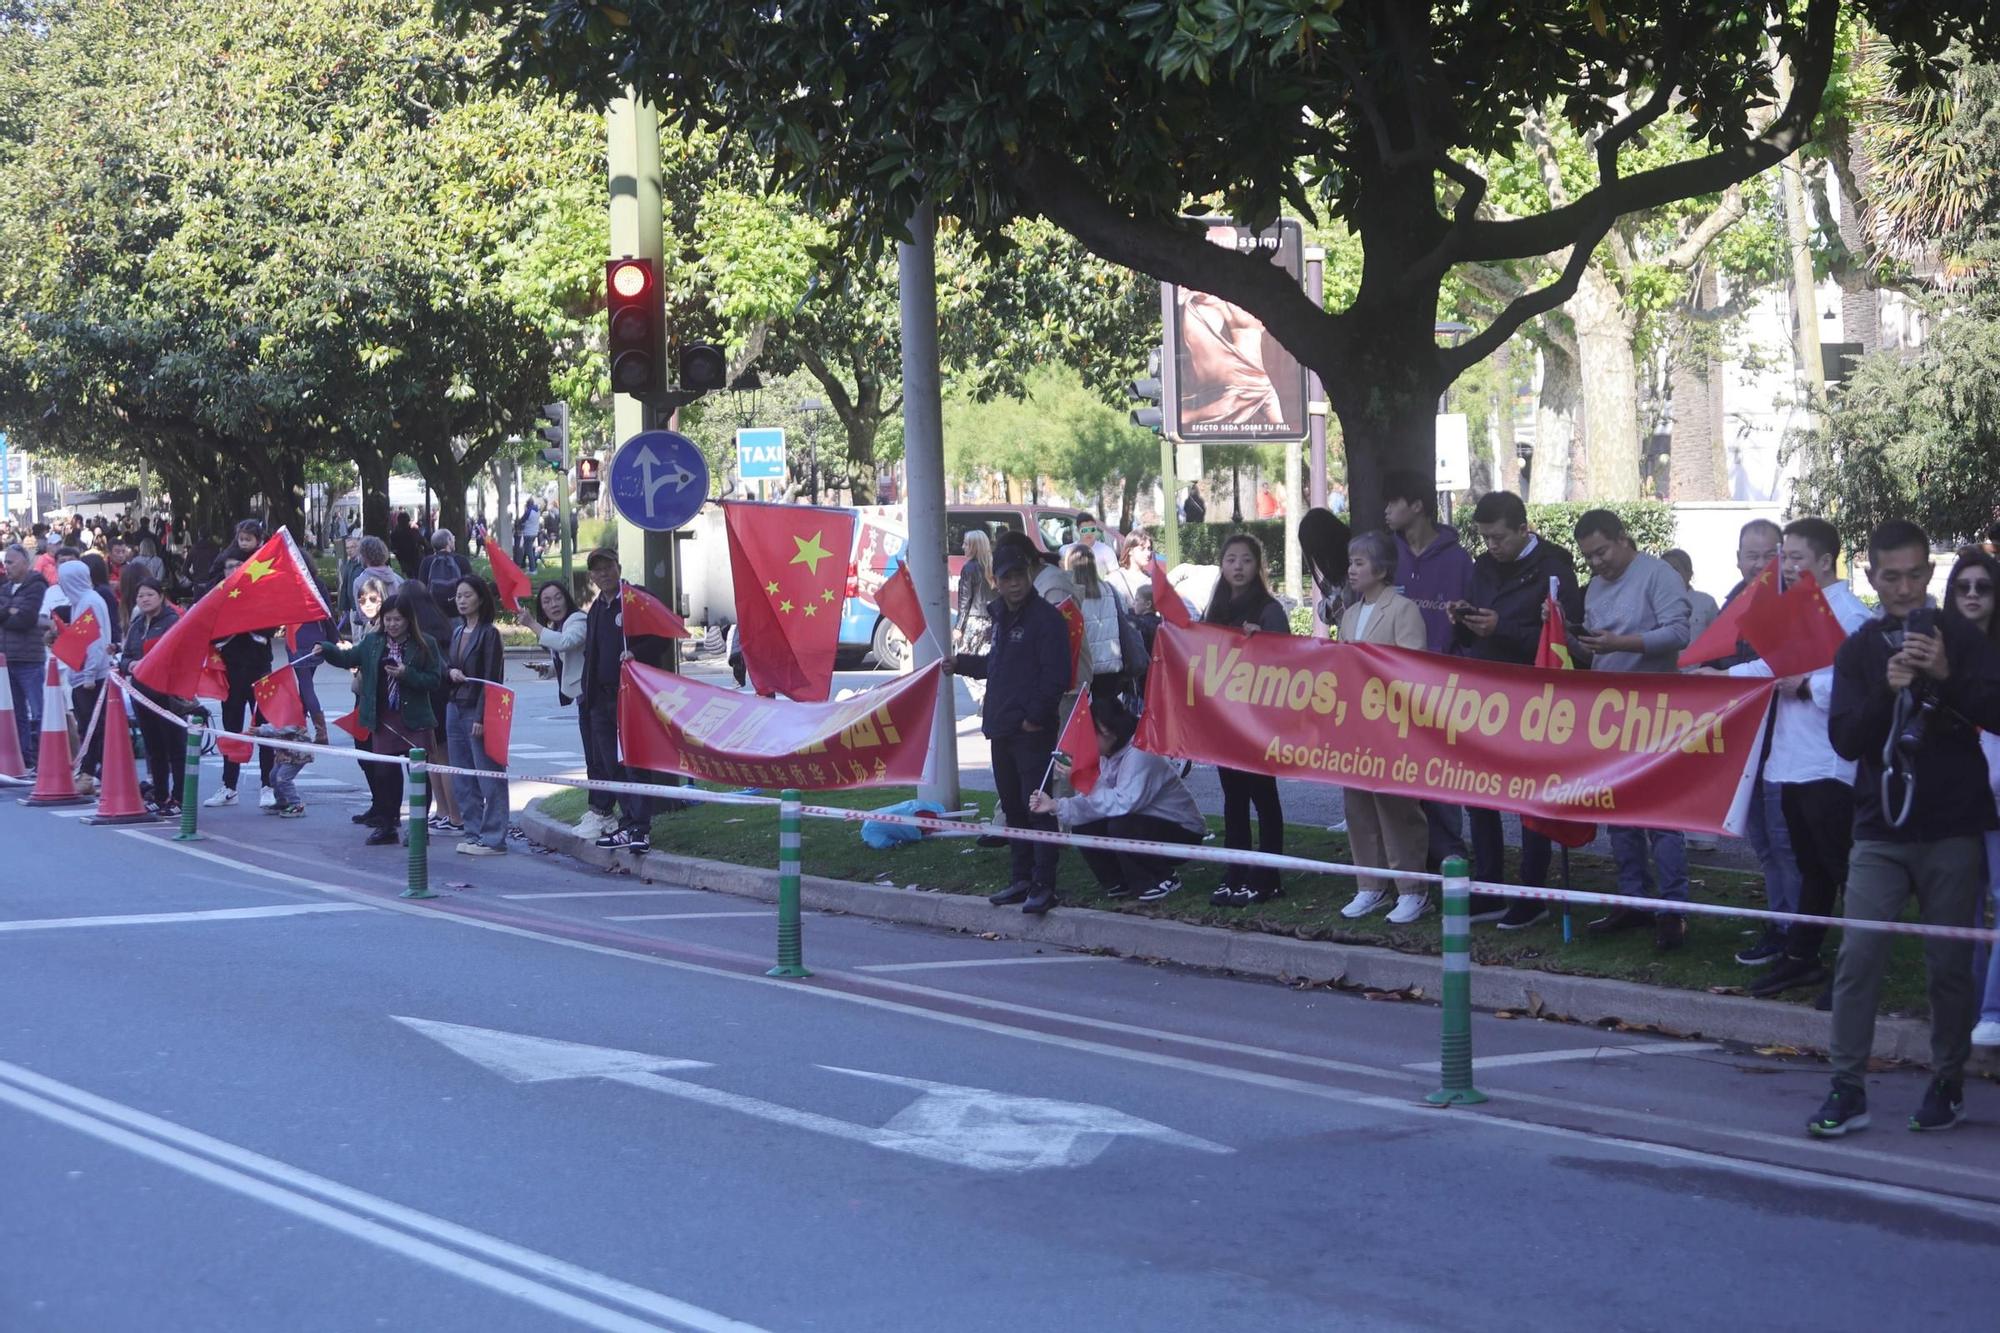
xmin=445 ymin=701 xmax=509 ymax=849
xmin=269 ymin=759 xmax=305 ymax=808
xmin=1743 ymin=776 xmax=1802 ymax=914
xmin=291 ymin=624 xmax=326 ymax=718
xmin=1976 ymin=831 xmax=2000 ymax=1024
xmin=7 ymin=659 xmax=41 ymax=767
xmin=1609 ymin=827 xmax=1689 ymax=903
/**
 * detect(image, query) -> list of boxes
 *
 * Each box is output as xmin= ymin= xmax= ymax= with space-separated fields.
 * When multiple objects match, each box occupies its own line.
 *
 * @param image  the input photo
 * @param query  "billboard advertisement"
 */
xmin=1168 ymin=219 xmax=1309 ymax=443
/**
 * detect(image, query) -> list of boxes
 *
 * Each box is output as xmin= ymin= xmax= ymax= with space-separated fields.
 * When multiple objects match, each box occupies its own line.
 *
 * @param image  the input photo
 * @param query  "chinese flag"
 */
xmin=134 ymin=529 xmax=332 ymax=698
xmin=1745 ymin=569 xmax=1851 ymax=679
xmin=485 ymin=544 xmax=532 ymax=612
xmin=1677 ymin=563 xmax=1776 ymax=668
xmin=482 ymin=685 xmax=515 ymax=766
xmin=1522 ymin=594 xmax=1596 ymax=849
xmin=251 ymin=667 xmax=306 ymax=731
xmin=621 ymin=582 xmax=689 ymax=640
xmin=875 ymin=560 xmax=928 ymax=649
xmin=723 ymin=500 xmax=856 ymax=702
xmin=1054 ymin=689 xmax=1100 ymax=795
xmin=332 ymin=708 xmax=370 ymax=743
xmin=1150 ymin=557 xmax=1190 ymax=628
xmin=197 ymin=650 xmax=230 ymax=700
xmin=1058 ymin=597 xmax=1086 ymax=679
xmin=51 ymin=608 xmax=100 ymax=672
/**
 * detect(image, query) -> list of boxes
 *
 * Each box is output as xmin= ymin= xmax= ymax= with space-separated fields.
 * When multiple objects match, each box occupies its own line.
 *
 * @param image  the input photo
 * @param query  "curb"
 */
xmin=518 ymin=803 xmax=1995 ymax=1073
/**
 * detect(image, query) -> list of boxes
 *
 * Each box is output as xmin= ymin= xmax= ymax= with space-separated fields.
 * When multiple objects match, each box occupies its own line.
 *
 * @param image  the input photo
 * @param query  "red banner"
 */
xmin=1137 ymin=623 xmax=1775 ymax=835
xmin=618 ymin=659 xmax=941 ymax=790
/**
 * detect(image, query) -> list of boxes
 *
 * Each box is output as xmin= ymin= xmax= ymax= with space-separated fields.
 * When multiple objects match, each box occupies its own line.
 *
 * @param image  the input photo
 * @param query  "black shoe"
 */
xmin=1910 ymin=1078 xmax=1966 ymax=1132
xmin=1653 ymin=912 xmax=1687 ymax=952
xmin=988 ymin=881 xmax=1031 ymax=906
xmin=1137 ymin=876 xmax=1182 ymax=904
xmin=1098 ymin=880 xmax=1134 ymax=900
xmin=1734 ymin=927 xmax=1786 ymax=966
xmin=1239 ymin=883 xmax=1285 ymax=905
xmin=364 ymin=826 xmax=398 ymax=846
xmin=1809 ymin=1084 xmax=1870 ymax=1138
xmin=1021 ymin=887 xmax=1057 ymax=915
xmin=1496 ymin=901 xmax=1550 ymax=931
xmin=352 ymin=810 xmax=379 ymax=825
xmin=1468 ymin=895 xmax=1509 ymax=924
xmin=1209 ymin=882 xmax=1240 ymax=907
xmin=976 ymin=834 xmax=1008 ymax=848
xmin=1813 ymin=986 xmax=1833 ymax=1012
xmin=1748 ymin=953 xmax=1828 ymax=998
xmin=597 ymin=828 xmax=650 ymax=852
xmin=1587 ymin=906 xmax=1652 ymax=936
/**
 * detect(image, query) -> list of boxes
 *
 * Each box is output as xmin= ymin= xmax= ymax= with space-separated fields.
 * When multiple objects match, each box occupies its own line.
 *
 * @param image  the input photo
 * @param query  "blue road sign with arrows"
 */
xmin=607 ymin=430 xmax=710 ymax=531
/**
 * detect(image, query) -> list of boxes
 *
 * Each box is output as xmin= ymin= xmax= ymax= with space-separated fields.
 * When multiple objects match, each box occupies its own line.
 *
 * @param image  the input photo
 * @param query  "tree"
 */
xmin=438 ymin=0 xmax=2000 ymax=527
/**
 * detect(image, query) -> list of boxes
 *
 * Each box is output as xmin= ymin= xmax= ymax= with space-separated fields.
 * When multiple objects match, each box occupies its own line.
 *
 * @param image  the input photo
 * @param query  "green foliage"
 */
xmin=943 ymin=365 xmax=1158 ymax=509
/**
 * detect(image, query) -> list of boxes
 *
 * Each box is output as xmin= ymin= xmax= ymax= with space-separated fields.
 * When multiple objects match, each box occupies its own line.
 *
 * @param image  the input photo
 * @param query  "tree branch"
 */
xmin=1437 ymin=212 xmax=1613 ymax=378
xmin=1663 ymin=184 xmax=1748 ymax=271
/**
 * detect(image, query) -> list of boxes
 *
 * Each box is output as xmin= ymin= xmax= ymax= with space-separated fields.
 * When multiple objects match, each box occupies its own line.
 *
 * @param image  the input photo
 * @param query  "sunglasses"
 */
xmin=1955 ymin=579 xmax=1995 ymax=596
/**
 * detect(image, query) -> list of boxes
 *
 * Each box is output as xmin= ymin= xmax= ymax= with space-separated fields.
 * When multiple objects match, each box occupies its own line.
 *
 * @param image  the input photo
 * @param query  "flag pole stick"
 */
xmin=1561 ymin=844 xmax=1574 ymax=944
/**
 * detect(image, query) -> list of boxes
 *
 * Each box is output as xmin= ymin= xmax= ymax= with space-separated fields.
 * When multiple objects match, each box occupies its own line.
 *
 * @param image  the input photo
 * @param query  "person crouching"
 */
xmin=1030 ymin=698 xmax=1205 ymax=903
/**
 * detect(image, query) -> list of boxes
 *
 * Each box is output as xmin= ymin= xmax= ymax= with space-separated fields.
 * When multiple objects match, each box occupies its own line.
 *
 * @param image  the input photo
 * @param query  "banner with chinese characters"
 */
xmin=618 ymin=659 xmax=941 ymax=790
xmin=1136 ymin=622 xmax=1776 ymax=836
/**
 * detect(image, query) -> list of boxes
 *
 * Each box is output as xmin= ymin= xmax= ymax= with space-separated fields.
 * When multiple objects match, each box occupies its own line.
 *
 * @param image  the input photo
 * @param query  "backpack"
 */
xmin=424 ymin=552 xmax=469 ymax=606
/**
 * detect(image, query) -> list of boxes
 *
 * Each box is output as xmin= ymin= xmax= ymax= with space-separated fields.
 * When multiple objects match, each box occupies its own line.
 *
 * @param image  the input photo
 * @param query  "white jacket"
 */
xmin=1074 ymin=587 xmax=1123 ymax=676
xmin=535 ymin=610 xmax=588 ymax=702
xmin=1055 ymin=743 xmax=1205 ymax=834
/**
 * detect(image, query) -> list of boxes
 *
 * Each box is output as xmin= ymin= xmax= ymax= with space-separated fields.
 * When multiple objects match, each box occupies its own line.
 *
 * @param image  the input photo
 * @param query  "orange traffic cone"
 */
xmin=82 ymin=683 xmax=157 ymax=824
xmin=20 ymin=658 xmax=87 ymax=807
xmin=0 ymin=652 xmax=26 ymax=782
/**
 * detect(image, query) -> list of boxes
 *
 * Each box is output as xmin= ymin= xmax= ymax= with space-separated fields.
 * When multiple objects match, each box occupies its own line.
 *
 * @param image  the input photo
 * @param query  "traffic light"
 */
xmin=679 ymin=343 xmax=727 ymax=393
xmin=605 ymin=257 xmax=663 ymax=395
xmin=537 ymin=401 xmax=568 ymax=471
xmin=575 ymin=455 xmax=601 ymax=504
xmin=1128 ymin=348 xmax=1164 ymax=431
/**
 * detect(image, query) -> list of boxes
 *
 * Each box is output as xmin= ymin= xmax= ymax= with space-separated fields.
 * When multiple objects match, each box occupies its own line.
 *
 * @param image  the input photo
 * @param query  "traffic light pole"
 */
xmin=608 ymin=91 xmax=678 ymax=671
xmin=558 ymin=437 xmax=574 ymax=590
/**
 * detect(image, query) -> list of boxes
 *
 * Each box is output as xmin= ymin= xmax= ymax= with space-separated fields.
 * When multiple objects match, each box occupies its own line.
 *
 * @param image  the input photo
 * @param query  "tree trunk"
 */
xmin=1667 ymin=271 xmax=1728 ymax=500
xmin=491 ymin=459 xmax=514 ymax=544
xmin=1529 ymin=343 xmax=1579 ymax=504
xmin=1119 ymin=474 xmax=1140 ymax=533
xmin=355 ymin=450 xmax=391 ymax=537
xmin=1569 ymin=264 xmax=1643 ymax=501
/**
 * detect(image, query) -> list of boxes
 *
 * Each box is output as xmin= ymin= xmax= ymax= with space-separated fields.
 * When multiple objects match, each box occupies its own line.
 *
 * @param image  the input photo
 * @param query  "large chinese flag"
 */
xmin=1678 ymin=563 xmax=1777 ymax=667
xmin=51 ymin=609 xmax=101 ymax=672
xmin=482 ymin=685 xmax=515 ymax=766
xmin=250 ymin=666 xmax=306 ymax=731
xmin=485 ymin=544 xmax=532 ymax=612
xmin=621 ymin=582 xmax=689 ymax=640
xmin=723 ymin=500 xmax=856 ymax=702
xmin=134 ymin=530 xmax=331 ymax=698
xmin=1521 ymin=594 xmax=1596 ymax=850
xmin=1054 ymin=689 xmax=1100 ymax=795
xmin=1744 ymin=569 xmax=1851 ymax=678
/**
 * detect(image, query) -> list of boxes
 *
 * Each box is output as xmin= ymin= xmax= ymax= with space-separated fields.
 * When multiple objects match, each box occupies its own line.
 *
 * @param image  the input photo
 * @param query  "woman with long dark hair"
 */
xmin=321 ymin=588 xmax=441 ymax=845
xmin=399 ymin=580 xmax=464 ymax=833
xmin=445 ymin=575 xmax=510 ymax=856
xmin=1945 ymin=549 xmax=2000 ymax=1048
xmin=117 ymin=577 xmax=185 ymax=814
xmin=1201 ymin=532 xmax=1292 ymax=905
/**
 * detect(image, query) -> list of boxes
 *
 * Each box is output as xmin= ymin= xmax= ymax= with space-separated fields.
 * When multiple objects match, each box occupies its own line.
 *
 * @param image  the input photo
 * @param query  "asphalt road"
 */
xmin=1 ymin=663 xmax=1996 ymax=1330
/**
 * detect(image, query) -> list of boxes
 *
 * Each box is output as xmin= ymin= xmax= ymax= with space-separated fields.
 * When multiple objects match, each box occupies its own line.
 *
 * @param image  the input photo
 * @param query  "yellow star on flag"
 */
xmin=765 ymin=581 xmax=780 ymax=596
xmin=241 ymin=557 xmax=276 ymax=582
xmin=228 ymin=588 xmax=242 ymax=598
xmin=779 ymin=599 xmax=794 ymax=613
xmin=802 ymin=603 xmax=817 ymax=617
xmin=789 ymin=531 xmax=833 ymax=575
xmin=820 ymin=588 xmax=836 ymax=603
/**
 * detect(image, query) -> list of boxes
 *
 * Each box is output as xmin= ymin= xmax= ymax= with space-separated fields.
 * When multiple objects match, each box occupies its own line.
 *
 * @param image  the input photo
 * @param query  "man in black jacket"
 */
xmin=1809 ymin=520 xmax=2000 ymax=1139
xmin=580 ymin=549 xmax=676 ymax=852
xmin=1450 ymin=491 xmax=1583 ymax=929
xmin=1 ymin=543 xmax=47 ymax=771
xmin=950 ymin=542 xmax=1072 ymax=914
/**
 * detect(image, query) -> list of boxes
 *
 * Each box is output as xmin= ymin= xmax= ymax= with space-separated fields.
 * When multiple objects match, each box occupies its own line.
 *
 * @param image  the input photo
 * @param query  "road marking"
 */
xmin=0 ymin=1060 xmax=768 ymax=1333
xmin=0 ymin=904 xmax=372 ymax=934
xmin=503 ymin=890 xmax=705 ymax=901
xmin=1402 ymin=1042 xmax=1722 ymax=1072
xmin=508 ymin=743 xmax=551 ymax=753
xmin=398 ymin=1018 xmax=1229 ymax=1173
xmin=292 ymin=777 xmax=356 ymax=789
xmin=44 ymin=808 xmax=95 ymax=818
xmin=123 ymin=831 xmax=2000 ymax=1208
xmin=189 ymin=830 xmax=409 ymax=889
xmin=854 ymin=955 xmax=1121 ymax=973
xmin=605 ymin=912 xmax=773 ymax=922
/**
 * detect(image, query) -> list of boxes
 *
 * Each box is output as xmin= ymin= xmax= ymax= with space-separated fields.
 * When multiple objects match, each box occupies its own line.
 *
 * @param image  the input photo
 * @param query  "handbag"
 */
xmin=1117 ymin=604 xmax=1150 ymax=679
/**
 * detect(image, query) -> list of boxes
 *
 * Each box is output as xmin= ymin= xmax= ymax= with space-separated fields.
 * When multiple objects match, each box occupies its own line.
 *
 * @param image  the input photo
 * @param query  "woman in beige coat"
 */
xmin=1336 ymin=531 xmax=1433 ymax=924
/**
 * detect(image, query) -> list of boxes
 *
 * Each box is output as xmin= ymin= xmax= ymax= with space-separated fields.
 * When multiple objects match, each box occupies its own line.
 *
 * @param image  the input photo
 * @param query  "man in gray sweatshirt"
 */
xmin=1571 ymin=508 xmax=1695 ymax=950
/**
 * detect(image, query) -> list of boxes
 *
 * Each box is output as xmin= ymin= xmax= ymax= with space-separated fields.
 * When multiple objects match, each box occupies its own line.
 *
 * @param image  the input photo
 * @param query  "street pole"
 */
xmin=1156 ymin=282 xmax=1181 ymax=567
xmin=897 ymin=201 xmax=960 ymax=810
xmin=608 ymin=90 xmax=678 ymax=671
xmin=557 ymin=434 xmax=575 ymax=589
xmin=1304 ymin=247 xmax=1329 ymax=510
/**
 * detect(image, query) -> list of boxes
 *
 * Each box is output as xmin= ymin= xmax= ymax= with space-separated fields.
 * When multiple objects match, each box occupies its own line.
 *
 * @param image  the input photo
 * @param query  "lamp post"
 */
xmin=798 ymin=397 xmax=823 ymax=504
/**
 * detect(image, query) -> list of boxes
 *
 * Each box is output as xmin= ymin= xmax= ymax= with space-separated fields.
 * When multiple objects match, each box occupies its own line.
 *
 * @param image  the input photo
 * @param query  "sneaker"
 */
xmin=1748 ymin=953 xmax=1828 ymax=998
xmin=1807 ymin=1084 xmax=1870 ymax=1138
xmin=276 ymin=804 xmax=306 ymax=819
xmin=1209 ymin=883 xmax=1241 ymax=907
xmin=597 ymin=828 xmax=650 ymax=852
xmin=1972 ymin=1019 xmax=2000 ymax=1047
xmin=1653 ymin=912 xmax=1687 ymax=952
xmin=1910 ymin=1078 xmax=1966 ymax=1132
xmin=1137 ymin=876 xmax=1182 ymax=903
xmin=203 ymin=787 xmax=238 ymax=808
xmin=1239 ymin=883 xmax=1284 ymax=905
xmin=1496 ymin=901 xmax=1549 ymax=931
xmin=1386 ymin=893 xmax=1432 ymax=925
xmin=1097 ymin=880 xmax=1134 ymax=900
xmin=257 ymin=786 xmax=276 ymax=809
xmin=456 ymin=842 xmax=505 ymax=858
xmin=1585 ymin=906 xmax=1651 ymax=936
xmin=1326 ymin=819 xmax=1348 ymax=835
xmin=1341 ymin=889 xmax=1394 ymax=919
xmin=576 ymin=811 xmax=612 ymax=839
xmin=988 ymin=881 xmax=1031 ymax=906
xmin=976 ymin=834 xmax=1009 ymax=848
xmin=1469 ymin=899 xmax=1510 ymax=925
xmin=1734 ymin=927 xmax=1786 ymax=966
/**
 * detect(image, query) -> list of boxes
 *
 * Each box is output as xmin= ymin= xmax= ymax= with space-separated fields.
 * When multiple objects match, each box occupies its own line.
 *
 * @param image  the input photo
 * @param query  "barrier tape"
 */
xmin=107 ymin=674 xmax=2000 ymax=946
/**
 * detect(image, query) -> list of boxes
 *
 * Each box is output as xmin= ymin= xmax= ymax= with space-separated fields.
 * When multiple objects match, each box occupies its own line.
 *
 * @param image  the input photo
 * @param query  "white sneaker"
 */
xmin=1327 ymin=820 xmax=1349 ymax=835
xmin=1341 ymin=889 xmax=1393 ymax=919
xmin=1973 ymin=1019 xmax=2000 ymax=1048
xmin=576 ymin=810 xmax=609 ymax=838
xmin=203 ymin=787 xmax=238 ymax=808
xmin=257 ymin=786 xmax=277 ymax=809
xmin=1387 ymin=893 xmax=1433 ymax=925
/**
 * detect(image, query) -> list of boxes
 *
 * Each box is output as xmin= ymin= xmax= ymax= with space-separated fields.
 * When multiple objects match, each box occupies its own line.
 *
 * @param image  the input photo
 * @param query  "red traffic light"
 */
xmin=605 ymin=257 xmax=662 ymax=396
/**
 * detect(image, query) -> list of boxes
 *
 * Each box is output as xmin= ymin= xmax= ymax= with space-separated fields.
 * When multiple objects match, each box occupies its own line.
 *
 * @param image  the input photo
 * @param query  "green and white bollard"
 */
xmin=403 ymin=748 xmax=435 ymax=900
xmin=768 ymin=787 xmax=810 ymax=978
xmin=174 ymin=716 xmax=203 ymax=842
xmin=1426 ymin=855 xmax=1487 ymax=1106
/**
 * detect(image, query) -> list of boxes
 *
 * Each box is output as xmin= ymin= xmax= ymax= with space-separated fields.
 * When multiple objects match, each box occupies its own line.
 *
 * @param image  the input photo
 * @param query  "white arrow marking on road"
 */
xmin=395 ymin=1018 xmax=1229 ymax=1172
xmin=630 ymin=443 xmax=695 ymax=515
